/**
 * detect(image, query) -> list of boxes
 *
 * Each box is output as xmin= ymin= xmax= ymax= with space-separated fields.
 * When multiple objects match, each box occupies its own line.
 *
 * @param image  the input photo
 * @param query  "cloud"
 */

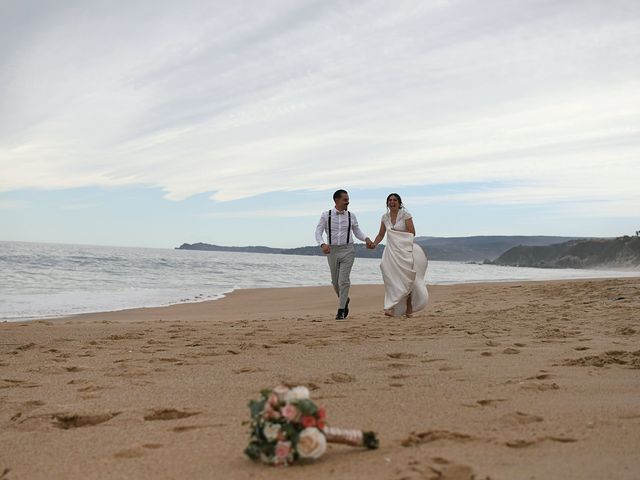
xmin=1 ymin=0 xmax=639 ymax=215
xmin=0 ymin=199 xmax=27 ymax=210
xmin=193 ymin=207 xmax=320 ymax=219
xmin=62 ymin=203 xmax=100 ymax=210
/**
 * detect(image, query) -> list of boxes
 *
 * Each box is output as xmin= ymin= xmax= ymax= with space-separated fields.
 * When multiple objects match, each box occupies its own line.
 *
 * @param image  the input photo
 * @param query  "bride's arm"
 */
xmin=373 ymin=221 xmax=386 ymax=247
xmin=405 ymin=217 xmax=416 ymax=236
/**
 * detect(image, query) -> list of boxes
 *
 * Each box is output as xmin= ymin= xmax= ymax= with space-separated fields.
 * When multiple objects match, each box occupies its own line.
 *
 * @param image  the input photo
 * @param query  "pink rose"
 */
xmin=281 ymin=404 xmax=300 ymax=422
xmin=268 ymin=393 xmax=280 ymax=407
xmin=262 ymin=403 xmax=281 ymax=420
xmin=275 ymin=440 xmax=292 ymax=464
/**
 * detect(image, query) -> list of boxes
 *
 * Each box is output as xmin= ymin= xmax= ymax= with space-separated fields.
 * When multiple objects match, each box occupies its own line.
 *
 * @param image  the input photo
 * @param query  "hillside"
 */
xmin=490 ymin=236 xmax=640 ymax=269
xmin=176 ymin=236 xmax=582 ymax=261
xmin=413 ymin=236 xmax=580 ymax=262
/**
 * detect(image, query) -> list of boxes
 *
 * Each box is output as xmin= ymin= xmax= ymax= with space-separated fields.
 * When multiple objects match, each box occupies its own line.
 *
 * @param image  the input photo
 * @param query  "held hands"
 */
xmin=365 ymin=238 xmax=376 ymax=249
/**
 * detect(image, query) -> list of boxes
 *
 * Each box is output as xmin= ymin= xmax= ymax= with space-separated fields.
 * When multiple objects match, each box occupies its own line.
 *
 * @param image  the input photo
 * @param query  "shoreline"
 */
xmin=4 ymin=274 xmax=640 ymax=325
xmin=2 ymin=278 xmax=639 ymax=479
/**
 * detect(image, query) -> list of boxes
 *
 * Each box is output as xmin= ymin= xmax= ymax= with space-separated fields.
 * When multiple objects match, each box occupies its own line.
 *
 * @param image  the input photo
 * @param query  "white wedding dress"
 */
xmin=380 ymin=210 xmax=429 ymax=316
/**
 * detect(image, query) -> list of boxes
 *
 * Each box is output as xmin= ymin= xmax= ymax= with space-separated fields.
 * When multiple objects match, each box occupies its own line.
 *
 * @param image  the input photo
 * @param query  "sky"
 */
xmin=1 ymin=0 xmax=639 ymax=249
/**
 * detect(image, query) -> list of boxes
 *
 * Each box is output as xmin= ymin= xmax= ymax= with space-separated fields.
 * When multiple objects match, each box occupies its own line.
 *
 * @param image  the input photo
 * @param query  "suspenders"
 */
xmin=327 ymin=210 xmax=350 ymax=245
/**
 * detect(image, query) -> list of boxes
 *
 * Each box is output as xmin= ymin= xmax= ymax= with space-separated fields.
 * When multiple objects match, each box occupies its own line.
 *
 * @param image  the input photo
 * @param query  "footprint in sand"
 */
xmin=502 ymin=347 xmax=520 ymax=354
xmin=53 ymin=412 xmax=121 ymax=429
xmin=476 ymin=398 xmax=507 ymax=407
xmin=500 ymin=411 xmax=544 ymax=426
xmin=106 ymin=333 xmax=143 ymax=341
xmin=156 ymin=357 xmax=181 ymax=363
xmin=114 ymin=444 xmax=162 ymax=459
xmin=172 ymin=423 xmax=226 ymax=433
xmin=520 ymin=381 xmax=560 ymax=391
xmin=615 ymin=326 xmax=637 ymax=336
xmin=386 ymin=352 xmax=418 ymax=359
xmin=388 ymin=363 xmax=414 ymax=370
xmin=1 ymin=378 xmax=41 ymax=389
xmin=505 ymin=435 xmax=577 ymax=448
xmin=65 ymin=366 xmax=84 ymax=372
xmin=143 ymin=409 xmax=199 ymax=421
xmin=526 ymin=372 xmax=554 ymax=380
xmin=432 ymin=463 xmax=476 ymax=480
xmin=325 ymin=372 xmax=356 ymax=384
xmin=396 ymin=458 xmax=476 ymax=480
xmin=402 ymin=430 xmax=474 ymax=447
xmin=232 ymin=366 xmax=263 ymax=374
xmin=438 ymin=365 xmax=462 ymax=372
xmin=563 ymin=350 xmax=640 ymax=369
xmin=77 ymin=385 xmax=108 ymax=393
xmin=9 ymin=400 xmax=46 ymax=423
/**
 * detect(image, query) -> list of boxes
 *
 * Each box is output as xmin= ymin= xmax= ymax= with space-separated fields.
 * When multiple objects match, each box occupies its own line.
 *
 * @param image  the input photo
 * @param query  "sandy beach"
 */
xmin=1 ymin=278 xmax=639 ymax=479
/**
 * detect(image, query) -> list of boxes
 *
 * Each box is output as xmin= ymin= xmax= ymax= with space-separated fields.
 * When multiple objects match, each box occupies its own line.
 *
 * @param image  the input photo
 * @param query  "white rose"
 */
xmin=285 ymin=386 xmax=310 ymax=403
xmin=262 ymin=422 xmax=281 ymax=441
xmin=273 ymin=385 xmax=290 ymax=397
xmin=297 ymin=427 xmax=327 ymax=459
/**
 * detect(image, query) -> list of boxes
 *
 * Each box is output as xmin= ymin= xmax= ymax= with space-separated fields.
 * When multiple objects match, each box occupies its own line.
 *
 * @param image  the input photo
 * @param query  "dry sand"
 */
xmin=1 ymin=278 xmax=639 ymax=479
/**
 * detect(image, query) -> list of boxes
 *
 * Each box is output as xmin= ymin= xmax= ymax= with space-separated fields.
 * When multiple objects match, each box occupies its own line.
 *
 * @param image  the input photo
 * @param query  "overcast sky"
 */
xmin=1 ymin=0 xmax=639 ymax=248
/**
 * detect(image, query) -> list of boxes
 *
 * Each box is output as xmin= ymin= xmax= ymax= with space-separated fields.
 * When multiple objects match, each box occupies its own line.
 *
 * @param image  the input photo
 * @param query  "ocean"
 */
xmin=1 ymin=240 xmax=638 ymax=322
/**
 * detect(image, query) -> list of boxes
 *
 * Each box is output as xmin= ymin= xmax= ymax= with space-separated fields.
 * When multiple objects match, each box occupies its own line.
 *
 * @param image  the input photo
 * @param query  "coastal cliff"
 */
xmin=490 ymin=236 xmax=640 ymax=269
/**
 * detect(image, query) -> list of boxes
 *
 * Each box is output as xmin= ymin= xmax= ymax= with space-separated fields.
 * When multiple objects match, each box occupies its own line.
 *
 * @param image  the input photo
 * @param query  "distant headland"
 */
xmin=177 ymin=235 xmax=591 ymax=263
xmin=489 ymin=235 xmax=640 ymax=269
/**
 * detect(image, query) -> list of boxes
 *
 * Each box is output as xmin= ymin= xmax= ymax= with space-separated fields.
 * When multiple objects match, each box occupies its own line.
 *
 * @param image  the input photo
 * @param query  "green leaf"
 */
xmin=296 ymin=399 xmax=318 ymax=416
xmin=244 ymin=442 xmax=261 ymax=460
xmin=260 ymin=388 xmax=273 ymax=399
xmin=249 ymin=399 xmax=266 ymax=418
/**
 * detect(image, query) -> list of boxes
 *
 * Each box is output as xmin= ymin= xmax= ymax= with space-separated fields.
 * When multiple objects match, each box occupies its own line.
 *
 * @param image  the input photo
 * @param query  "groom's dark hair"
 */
xmin=333 ymin=189 xmax=348 ymax=200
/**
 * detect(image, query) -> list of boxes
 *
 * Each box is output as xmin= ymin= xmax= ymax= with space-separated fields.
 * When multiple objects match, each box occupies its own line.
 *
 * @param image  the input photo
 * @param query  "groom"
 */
xmin=315 ymin=189 xmax=374 ymax=320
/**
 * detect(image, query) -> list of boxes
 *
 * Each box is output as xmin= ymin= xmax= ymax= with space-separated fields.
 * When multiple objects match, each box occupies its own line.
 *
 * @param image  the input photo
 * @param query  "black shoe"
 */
xmin=344 ymin=298 xmax=350 ymax=318
xmin=335 ymin=308 xmax=346 ymax=320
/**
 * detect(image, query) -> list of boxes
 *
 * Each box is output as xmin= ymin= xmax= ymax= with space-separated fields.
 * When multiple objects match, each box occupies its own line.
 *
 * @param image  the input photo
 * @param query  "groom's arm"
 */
xmin=350 ymin=213 xmax=373 ymax=247
xmin=315 ymin=212 xmax=330 ymax=254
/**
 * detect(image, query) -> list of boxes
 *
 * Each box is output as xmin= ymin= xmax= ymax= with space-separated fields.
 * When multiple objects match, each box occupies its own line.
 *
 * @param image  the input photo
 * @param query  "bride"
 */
xmin=372 ymin=193 xmax=429 ymax=317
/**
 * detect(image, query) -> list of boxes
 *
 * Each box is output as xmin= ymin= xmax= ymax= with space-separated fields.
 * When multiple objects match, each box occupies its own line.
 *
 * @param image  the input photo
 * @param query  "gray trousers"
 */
xmin=327 ymin=244 xmax=355 ymax=309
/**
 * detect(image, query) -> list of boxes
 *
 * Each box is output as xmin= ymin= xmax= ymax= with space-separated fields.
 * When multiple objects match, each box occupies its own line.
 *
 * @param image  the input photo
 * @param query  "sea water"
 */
xmin=1 ymin=241 xmax=638 ymax=322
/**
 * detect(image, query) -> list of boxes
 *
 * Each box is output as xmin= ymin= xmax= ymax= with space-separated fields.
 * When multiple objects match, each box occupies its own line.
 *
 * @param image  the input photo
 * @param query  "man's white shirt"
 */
xmin=315 ymin=208 xmax=368 ymax=246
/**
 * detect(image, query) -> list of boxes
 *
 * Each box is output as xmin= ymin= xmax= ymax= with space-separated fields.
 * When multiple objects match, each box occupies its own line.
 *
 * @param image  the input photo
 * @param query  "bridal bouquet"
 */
xmin=244 ymin=385 xmax=379 ymax=466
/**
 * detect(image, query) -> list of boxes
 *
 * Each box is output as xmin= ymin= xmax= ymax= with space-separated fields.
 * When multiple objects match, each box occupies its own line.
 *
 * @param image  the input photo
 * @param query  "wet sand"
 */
xmin=1 ymin=278 xmax=639 ymax=479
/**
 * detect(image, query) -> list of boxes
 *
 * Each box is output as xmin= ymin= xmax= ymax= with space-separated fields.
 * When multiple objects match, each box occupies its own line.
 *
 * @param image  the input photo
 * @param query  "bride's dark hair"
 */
xmin=386 ymin=193 xmax=403 ymax=209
